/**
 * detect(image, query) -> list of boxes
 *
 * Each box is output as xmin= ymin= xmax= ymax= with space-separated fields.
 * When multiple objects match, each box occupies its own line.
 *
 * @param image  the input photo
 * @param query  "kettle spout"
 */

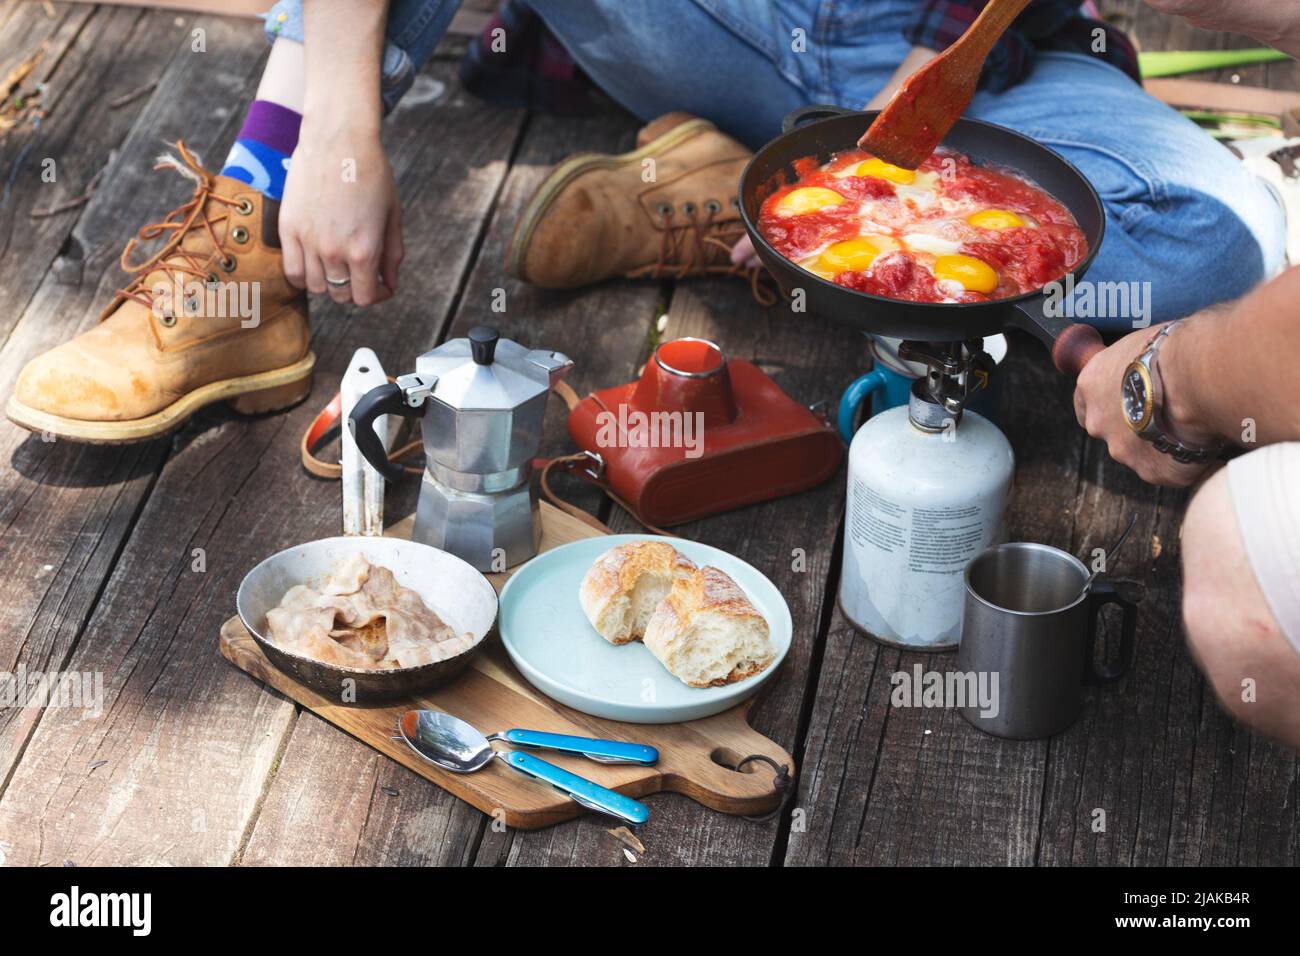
xmin=529 ymin=349 xmax=574 ymax=387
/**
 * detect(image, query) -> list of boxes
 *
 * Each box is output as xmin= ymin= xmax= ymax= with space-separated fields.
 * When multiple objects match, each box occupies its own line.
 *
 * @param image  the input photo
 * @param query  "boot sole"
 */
xmin=505 ymin=118 xmax=717 ymax=283
xmin=4 ymin=352 xmax=316 ymax=445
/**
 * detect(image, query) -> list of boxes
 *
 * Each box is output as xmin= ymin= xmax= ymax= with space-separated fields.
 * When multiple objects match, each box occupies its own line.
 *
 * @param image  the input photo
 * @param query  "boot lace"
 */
xmin=628 ymin=199 xmax=776 ymax=306
xmin=111 ymin=140 xmax=246 ymax=318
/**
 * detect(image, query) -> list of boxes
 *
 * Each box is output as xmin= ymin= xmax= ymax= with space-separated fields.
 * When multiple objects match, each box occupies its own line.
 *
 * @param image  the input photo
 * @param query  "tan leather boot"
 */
xmin=6 ymin=142 xmax=313 ymax=444
xmin=506 ymin=115 xmax=752 ymax=288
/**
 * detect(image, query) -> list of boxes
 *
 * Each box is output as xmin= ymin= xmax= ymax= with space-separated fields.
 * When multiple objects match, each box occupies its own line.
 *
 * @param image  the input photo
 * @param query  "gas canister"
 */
xmin=839 ymin=380 xmax=1014 ymax=650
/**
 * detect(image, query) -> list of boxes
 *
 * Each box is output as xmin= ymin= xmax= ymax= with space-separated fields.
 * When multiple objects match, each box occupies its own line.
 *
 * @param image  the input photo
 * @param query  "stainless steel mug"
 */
xmin=957 ymin=542 xmax=1139 ymax=739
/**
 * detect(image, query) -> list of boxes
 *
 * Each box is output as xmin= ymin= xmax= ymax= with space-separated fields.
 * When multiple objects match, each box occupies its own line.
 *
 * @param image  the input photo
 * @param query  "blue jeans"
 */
xmin=264 ymin=0 xmax=457 ymax=113
xmin=266 ymin=0 xmax=1286 ymax=328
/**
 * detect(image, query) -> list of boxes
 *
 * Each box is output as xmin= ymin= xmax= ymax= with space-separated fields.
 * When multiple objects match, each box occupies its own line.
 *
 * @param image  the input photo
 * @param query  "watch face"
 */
xmin=1122 ymin=364 xmax=1152 ymax=431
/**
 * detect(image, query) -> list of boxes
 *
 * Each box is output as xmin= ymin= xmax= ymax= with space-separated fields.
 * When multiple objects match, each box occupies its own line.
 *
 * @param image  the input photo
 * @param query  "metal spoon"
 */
xmin=1080 ymin=514 xmax=1139 ymax=597
xmin=396 ymin=710 xmax=650 ymax=826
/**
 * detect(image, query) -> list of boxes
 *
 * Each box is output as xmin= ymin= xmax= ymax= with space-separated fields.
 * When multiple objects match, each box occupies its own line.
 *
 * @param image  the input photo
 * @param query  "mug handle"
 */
xmin=1085 ymin=579 xmax=1140 ymax=684
xmin=838 ymin=370 xmax=890 ymax=442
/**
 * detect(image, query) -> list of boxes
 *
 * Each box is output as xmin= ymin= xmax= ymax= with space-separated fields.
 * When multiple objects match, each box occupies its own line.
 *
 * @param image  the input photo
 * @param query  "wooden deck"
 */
xmin=0 ymin=2 xmax=1295 ymax=867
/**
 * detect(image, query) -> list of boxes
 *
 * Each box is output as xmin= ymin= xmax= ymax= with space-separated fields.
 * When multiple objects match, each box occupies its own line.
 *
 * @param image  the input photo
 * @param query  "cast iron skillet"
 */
xmin=740 ymin=105 xmax=1108 ymax=376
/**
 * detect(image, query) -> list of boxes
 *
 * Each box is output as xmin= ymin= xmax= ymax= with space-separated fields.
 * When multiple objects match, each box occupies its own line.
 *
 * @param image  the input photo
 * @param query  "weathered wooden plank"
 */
xmin=1033 ymin=442 xmax=1189 ymax=866
xmin=0 ymin=2 xmax=89 ymax=93
xmin=0 ymin=53 xmax=523 ymax=866
xmin=238 ymin=711 xmax=484 ymax=867
xmin=474 ymin=276 xmax=864 ymax=866
xmin=0 ymin=0 xmax=28 ymax=35
xmin=787 ymin=337 xmax=1084 ymax=866
xmin=0 ymin=13 xmax=266 ymax=801
xmin=0 ymin=6 xmax=193 ymax=341
xmin=1035 ymin=416 xmax=1299 ymax=866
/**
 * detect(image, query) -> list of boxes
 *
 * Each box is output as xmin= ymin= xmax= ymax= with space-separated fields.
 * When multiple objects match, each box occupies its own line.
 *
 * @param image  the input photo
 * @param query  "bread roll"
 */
xmin=579 ymin=541 xmax=697 ymax=644
xmin=643 ymin=565 xmax=774 ymax=687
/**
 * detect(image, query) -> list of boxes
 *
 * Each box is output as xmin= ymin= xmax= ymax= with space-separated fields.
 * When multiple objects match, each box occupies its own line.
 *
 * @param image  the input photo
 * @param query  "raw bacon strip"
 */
xmin=265 ymin=557 xmax=473 ymax=670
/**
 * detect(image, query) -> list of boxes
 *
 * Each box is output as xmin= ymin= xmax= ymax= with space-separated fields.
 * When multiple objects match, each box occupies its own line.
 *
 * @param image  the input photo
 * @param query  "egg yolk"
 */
xmin=818 ymin=238 xmax=880 ymax=274
xmin=862 ymin=234 xmax=901 ymax=253
xmin=854 ymin=157 xmax=916 ymax=185
xmin=775 ymin=187 xmax=845 ymax=216
xmin=934 ymin=255 xmax=999 ymax=293
xmin=967 ymin=209 xmax=1025 ymax=230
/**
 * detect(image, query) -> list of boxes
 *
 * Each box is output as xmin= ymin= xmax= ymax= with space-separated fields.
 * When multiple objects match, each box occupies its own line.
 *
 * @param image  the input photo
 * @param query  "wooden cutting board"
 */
xmin=219 ymin=503 xmax=794 ymax=829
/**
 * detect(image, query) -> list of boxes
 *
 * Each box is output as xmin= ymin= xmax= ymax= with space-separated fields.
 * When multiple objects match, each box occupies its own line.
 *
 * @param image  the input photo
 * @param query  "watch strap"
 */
xmin=1150 ymin=431 xmax=1216 ymax=465
xmin=1133 ymin=321 xmax=1219 ymax=463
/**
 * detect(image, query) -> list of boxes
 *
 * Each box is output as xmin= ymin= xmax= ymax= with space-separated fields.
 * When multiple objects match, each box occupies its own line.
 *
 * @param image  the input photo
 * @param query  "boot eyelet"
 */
xmin=655 ymin=201 xmax=673 ymax=217
xmin=231 ymin=226 xmax=250 ymax=244
xmin=682 ymin=201 xmax=697 ymax=215
xmin=730 ymin=197 xmax=741 ymax=209
xmin=704 ymin=199 xmax=722 ymax=214
xmin=206 ymin=272 xmax=220 ymax=286
xmin=237 ymin=198 xmax=254 ymax=215
xmin=220 ymin=255 xmax=237 ymax=273
xmin=159 ymin=313 xmax=177 ymax=328
xmin=184 ymin=297 xmax=200 ymax=314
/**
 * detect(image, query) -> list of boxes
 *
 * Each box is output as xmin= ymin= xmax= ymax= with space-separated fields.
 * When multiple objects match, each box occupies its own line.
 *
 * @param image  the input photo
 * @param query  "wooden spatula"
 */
xmin=859 ymin=0 xmax=1034 ymax=168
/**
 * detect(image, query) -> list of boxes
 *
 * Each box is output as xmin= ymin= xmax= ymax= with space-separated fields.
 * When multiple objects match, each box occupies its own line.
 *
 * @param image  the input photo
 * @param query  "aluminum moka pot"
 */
xmin=348 ymin=326 xmax=573 ymax=571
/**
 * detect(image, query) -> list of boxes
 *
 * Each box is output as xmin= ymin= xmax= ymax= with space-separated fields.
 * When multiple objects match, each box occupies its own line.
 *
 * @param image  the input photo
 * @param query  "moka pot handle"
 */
xmin=348 ymin=375 xmax=432 ymax=482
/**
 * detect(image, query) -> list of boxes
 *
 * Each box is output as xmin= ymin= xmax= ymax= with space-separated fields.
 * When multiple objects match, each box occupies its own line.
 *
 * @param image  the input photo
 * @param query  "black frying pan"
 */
xmin=740 ymin=105 xmax=1108 ymax=376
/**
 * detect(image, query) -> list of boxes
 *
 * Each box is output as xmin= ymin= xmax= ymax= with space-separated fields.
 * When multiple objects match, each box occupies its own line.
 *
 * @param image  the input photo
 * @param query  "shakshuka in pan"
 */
xmin=757 ymin=149 xmax=1089 ymax=304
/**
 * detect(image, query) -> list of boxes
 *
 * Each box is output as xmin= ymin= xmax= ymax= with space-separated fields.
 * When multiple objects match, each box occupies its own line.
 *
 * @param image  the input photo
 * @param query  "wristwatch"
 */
xmin=1121 ymin=322 xmax=1218 ymax=465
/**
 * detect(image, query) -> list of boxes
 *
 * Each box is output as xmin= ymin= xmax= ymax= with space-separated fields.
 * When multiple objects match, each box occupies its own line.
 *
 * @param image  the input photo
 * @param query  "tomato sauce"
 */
xmin=757 ymin=148 xmax=1088 ymax=304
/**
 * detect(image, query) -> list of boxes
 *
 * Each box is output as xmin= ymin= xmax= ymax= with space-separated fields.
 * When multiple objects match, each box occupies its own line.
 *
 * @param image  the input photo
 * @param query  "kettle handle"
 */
xmin=348 ymin=383 xmax=415 ymax=483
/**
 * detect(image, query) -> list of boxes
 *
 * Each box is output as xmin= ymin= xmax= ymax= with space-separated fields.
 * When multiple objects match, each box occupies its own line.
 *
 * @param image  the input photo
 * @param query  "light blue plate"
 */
xmin=498 ymin=535 xmax=793 ymax=724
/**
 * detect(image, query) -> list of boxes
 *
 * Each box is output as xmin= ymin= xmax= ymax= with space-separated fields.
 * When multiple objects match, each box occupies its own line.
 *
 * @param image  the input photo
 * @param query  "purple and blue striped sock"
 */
xmin=220 ymin=100 xmax=301 ymax=200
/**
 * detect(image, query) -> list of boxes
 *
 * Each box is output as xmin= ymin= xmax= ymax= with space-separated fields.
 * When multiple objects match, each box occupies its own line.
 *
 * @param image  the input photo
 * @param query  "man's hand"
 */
xmin=1144 ymin=1 xmax=1300 ymax=58
xmin=1072 ymin=323 xmax=1216 ymax=487
xmin=280 ymin=124 xmax=402 ymax=307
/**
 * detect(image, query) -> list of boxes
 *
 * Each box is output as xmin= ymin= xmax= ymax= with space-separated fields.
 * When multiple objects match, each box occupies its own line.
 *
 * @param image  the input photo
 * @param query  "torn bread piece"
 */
xmin=579 ymin=541 xmax=697 ymax=645
xmin=642 ymin=565 xmax=774 ymax=687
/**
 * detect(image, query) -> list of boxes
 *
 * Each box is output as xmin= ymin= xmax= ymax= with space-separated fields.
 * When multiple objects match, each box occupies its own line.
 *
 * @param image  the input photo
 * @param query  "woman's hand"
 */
xmin=279 ymin=122 xmax=402 ymax=307
xmin=281 ymin=0 xmax=398 ymax=308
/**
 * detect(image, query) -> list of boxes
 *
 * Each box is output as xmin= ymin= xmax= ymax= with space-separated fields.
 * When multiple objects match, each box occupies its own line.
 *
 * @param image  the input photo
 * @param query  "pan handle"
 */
xmin=1008 ymin=288 xmax=1107 ymax=379
xmin=1052 ymin=324 xmax=1107 ymax=379
xmin=781 ymin=103 xmax=859 ymax=134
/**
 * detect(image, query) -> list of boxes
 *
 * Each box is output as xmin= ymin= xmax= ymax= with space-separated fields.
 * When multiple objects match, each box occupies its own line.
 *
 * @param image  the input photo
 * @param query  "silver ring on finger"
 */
xmin=325 ymin=274 xmax=351 ymax=288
